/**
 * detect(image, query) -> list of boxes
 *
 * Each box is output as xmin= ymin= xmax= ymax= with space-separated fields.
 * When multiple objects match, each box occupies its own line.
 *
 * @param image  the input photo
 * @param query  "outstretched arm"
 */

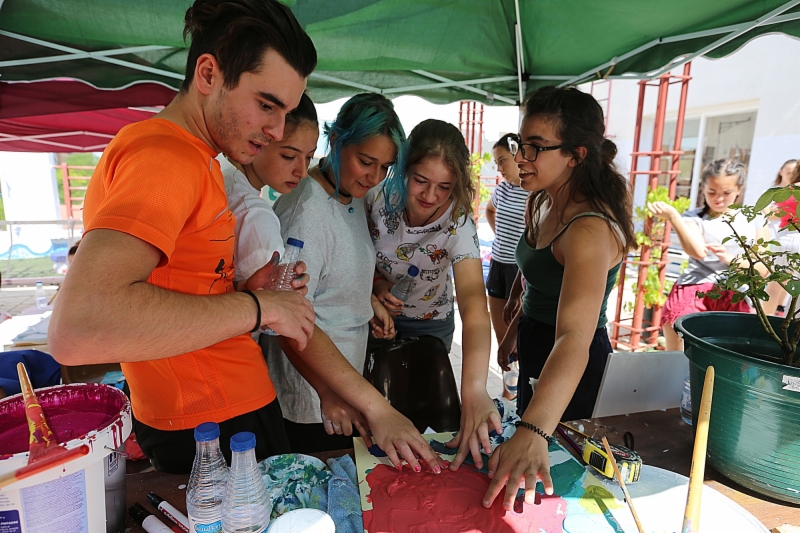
xmin=49 ymin=229 xmax=315 ymax=365
xmin=446 ymin=258 xmax=502 ymax=470
xmin=483 ymin=216 xmax=621 ymax=510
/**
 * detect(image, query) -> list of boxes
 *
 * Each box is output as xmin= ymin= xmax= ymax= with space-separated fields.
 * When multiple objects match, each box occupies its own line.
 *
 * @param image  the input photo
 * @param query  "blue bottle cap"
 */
xmin=286 ymin=238 xmax=304 ymax=249
xmin=230 ymin=431 xmax=256 ymax=452
xmin=194 ymin=422 xmax=220 ymax=442
xmin=407 ymin=265 xmax=419 ymax=277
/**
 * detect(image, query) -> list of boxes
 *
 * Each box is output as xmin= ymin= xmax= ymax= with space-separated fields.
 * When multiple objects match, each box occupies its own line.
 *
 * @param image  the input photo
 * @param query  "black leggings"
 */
xmin=283 ymin=419 xmax=357 ymax=453
xmin=133 ymin=399 xmax=291 ymax=474
xmin=516 ymin=314 xmax=611 ymax=421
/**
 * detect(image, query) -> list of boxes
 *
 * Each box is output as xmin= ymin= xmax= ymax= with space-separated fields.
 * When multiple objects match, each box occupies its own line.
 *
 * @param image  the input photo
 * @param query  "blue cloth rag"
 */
xmin=325 ymin=455 xmax=362 ymax=533
xmin=0 ymin=349 xmax=61 ymax=396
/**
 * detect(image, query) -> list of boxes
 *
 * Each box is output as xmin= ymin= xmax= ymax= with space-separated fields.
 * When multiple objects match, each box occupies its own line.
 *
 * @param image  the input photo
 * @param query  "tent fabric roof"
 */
xmin=1 ymin=0 xmax=800 ymax=106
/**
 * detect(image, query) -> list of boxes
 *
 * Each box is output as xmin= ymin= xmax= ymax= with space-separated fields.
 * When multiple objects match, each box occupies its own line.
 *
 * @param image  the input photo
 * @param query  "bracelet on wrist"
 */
xmin=514 ymin=420 xmax=555 ymax=445
xmin=241 ymin=289 xmax=261 ymax=333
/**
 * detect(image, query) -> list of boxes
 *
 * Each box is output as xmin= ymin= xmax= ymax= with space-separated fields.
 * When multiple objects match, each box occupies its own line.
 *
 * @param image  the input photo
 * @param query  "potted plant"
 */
xmin=675 ymin=186 xmax=800 ymax=504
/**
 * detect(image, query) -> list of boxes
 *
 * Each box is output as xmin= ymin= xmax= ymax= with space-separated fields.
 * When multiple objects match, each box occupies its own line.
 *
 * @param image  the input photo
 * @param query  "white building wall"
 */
xmin=603 ymin=33 xmax=800 ymax=207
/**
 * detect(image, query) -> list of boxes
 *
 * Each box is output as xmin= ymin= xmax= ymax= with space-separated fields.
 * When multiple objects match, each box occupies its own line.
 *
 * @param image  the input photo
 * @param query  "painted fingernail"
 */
xmin=396 ymin=464 xmax=402 ymax=470
xmin=434 ymin=465 xmax=441 ymax=474
xmin=414 ymin=464 xmax=421 ymax=472
xmin=442 ymin=460 xmax=450 ymax=468
xmin=488 ymin=470 xmax=494 ymax=477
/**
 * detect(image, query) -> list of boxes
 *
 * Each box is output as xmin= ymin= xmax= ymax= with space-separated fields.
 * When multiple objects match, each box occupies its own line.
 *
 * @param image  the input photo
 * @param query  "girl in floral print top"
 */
xmin=365 ymin=118 xmax=501 ymax=473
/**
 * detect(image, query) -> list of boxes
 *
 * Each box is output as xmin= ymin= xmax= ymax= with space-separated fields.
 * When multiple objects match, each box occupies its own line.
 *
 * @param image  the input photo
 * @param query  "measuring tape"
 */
xmin=582 ymin=437 xmax=642 ymax=483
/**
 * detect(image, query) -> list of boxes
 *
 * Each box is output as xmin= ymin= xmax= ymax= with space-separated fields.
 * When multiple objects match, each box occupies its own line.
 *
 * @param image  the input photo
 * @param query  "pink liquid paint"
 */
xmin=362 ymin=464 xmax=567 ymax=533
xmin=0 ymin=384 xmax=127 ymax=457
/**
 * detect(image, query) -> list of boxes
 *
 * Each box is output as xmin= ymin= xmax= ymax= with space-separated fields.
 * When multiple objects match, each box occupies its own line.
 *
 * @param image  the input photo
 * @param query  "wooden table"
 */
xmin=125 ymin=409 xmax=800 ymax=532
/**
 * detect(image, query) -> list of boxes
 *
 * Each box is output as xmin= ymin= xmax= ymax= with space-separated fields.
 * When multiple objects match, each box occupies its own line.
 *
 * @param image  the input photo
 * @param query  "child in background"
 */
xmin=485 ymin=134 xmax=528 ymax=399
xmin=219 ymin=93 xmax=318 ymax=288
xmin=652 ymin=159 xmax=769 ymax=351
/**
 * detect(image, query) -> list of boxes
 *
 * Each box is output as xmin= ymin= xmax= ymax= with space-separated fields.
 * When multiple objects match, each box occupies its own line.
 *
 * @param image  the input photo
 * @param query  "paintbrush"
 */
xmin=602 ymin=436 xmax=645 ymax=533
xmin=17 ymin=362 xmax=75 ymax=464
xmin=681 ymin=366 xmax=715 ymax=533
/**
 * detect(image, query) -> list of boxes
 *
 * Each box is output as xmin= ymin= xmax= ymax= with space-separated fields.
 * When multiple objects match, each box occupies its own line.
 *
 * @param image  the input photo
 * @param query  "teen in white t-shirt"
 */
xmin=367 ymin=119 xmax=501 ymax=472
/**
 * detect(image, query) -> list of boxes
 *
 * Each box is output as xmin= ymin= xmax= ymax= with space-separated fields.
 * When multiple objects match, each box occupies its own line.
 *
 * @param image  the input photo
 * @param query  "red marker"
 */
xmin=129 ymin=503 xmax=179 ymax=533
xmin=147 ymin=492 xmax=190 ymax=533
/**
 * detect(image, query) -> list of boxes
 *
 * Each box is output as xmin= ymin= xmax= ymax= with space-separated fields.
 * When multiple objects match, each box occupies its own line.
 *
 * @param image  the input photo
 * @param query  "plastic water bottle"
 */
xmin=222 ymin=432 xmax=271 ymax=533
xmin=35 ymin=281 xmax=47 ymax=309
xmin=389 ymin=265 xmax=419 ymax=302
xmin=680 ymin=375 xmax=693 ymax=425
xmin=187 ymin=422 xmax=228 ymax=533
xmin=262 ymin=238 xmax=304 ymax=336
xmin=503 ymin=359 xmax=519 ymax=397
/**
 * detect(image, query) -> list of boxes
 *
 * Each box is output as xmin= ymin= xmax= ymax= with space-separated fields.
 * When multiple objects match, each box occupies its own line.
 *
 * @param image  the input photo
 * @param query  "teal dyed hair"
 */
xmin=320 ymin=93 xmax=407 ymax=214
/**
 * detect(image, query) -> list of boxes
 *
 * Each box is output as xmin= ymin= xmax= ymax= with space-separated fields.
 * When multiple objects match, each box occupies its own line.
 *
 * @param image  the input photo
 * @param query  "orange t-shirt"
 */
xmin=83 ymin=118 xmax=276 ymax=431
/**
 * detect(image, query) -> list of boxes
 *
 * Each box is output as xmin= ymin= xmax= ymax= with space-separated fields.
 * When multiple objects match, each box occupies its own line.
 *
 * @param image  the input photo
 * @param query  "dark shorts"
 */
xmin=486 ymin=260 xmax=519 ymax=300
xmin=516 ymin=314 xmax=611 ymax=422
xmin=393 ymin=311 xmax=456 ymax=353
xmin=661 ymin=282 xmax=750 ymax=326
xmin=283 ymin=419 xmax=357 ymax=454
xmin=133 ymin=399 xmax=290 ymax=474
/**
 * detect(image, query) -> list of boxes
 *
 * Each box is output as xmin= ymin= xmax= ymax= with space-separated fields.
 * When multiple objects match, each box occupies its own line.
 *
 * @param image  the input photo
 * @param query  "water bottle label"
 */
xmin=189 ymin=516 xmax=222 ymax=533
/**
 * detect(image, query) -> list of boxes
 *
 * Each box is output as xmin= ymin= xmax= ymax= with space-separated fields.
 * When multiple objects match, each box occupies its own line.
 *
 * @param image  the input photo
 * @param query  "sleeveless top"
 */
xmin=515 ymin=212 xmax=623 ymax=329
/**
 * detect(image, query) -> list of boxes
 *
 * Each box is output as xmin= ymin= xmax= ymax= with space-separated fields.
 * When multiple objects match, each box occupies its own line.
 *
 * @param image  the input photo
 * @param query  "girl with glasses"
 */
xmin=485 ymin=86 xmax=635 ymax=511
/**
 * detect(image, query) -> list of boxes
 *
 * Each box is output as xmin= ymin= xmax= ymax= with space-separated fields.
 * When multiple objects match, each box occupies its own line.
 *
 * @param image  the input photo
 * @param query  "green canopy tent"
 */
xmin=1 ymin=0 xmax=800 ymax=107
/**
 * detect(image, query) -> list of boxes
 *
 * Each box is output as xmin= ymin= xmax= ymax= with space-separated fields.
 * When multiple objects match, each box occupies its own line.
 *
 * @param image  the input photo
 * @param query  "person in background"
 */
xmin=67 ymin=240 xmax=81 ymax=265
xmin=367 ymin=119 xmax=501 ymax=471
xmin=652 ymin=159 xmax=769 ymax=351
xmin=266 ymin=94 xmax=442 ymax=474
xmin=773 ymin=159 xmax=798 ymax=187
xmin=220 ymin=93 xmax=318 ymax=289
xmin=48 ymin=0 xmax=317 ymax=474
xmin=765 ymin=160 xmax=800 ymax=314
xmin=487 ymin=86 xmax=634 ymax=510
xmin=485 ymin=133 xmax=528 ymax=400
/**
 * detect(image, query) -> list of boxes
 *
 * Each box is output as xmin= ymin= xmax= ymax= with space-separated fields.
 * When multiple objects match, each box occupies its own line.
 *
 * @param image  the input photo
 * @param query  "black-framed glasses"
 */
xmin=508 ymin=138 xmax=567 ymax=162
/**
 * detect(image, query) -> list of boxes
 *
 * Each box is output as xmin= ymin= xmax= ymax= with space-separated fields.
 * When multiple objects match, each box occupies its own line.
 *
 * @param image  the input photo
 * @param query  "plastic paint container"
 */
xmin=267 ymin=509 xmax=335 ymax=533
xmin=0 ymin=383 xmax=132 ymax=533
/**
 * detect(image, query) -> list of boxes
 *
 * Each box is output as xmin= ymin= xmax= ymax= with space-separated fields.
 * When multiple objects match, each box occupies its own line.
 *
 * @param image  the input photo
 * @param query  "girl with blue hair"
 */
xmin=266 ymin=93 xmax=443 ymax=472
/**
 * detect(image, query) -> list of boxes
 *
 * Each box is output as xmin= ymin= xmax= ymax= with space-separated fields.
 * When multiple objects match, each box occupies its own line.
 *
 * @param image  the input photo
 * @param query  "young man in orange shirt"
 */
xmin=49 ymin=0 xmax=316 ymax=473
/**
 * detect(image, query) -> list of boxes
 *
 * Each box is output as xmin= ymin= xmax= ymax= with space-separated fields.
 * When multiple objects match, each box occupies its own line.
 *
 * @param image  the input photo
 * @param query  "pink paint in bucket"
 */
xmin=0 ymin=383 xmax=132 ymax=533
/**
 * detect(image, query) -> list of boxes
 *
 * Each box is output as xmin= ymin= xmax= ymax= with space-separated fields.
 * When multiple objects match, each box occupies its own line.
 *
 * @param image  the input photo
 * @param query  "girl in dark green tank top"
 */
xmin=482 ymin=86 xmax=634 ymax=512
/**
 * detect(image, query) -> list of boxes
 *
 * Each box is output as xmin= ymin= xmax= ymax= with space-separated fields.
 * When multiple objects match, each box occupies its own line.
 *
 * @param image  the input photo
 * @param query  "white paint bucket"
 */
xmin=0 ymin=383 xmax=132 ymax=533
xmin=267 ymin=509 xmax=335 ymax=533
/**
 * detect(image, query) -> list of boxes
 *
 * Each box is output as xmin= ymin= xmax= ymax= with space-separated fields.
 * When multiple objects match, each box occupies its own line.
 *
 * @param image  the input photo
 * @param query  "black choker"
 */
xmin=321 ymin=168 xmax=352 ymax=198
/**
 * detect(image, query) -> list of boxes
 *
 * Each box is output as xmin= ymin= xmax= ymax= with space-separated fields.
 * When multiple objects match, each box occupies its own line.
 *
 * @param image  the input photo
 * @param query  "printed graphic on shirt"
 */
xmin=408 ymin=224 xmax=442 ymax=235
xmin=452 ymin=252 xmax=478 ymax=265
xmin=396 ymin=243 xmax=417 ymax=261
xmin=376 ymin=251 xmax=397 ymax=274
xmin=370 ymin=226 xmax=380 ymax=241
xmin=421 ymin=285 xmax=440 ymax=301
xmin=420 ymin=266 xmax=446 ymax=282
xmin=431 ymin=286 xmax=450 ymax=308
xmin=423 ymin=244 xmax=448 ymax=264
xmin=209 ymin=256 xmax=235 ymax=293
xmin=380 ymin=205 xmax=401 ymax=235
xmin=416 ymin=309 xmax=441 ymax=320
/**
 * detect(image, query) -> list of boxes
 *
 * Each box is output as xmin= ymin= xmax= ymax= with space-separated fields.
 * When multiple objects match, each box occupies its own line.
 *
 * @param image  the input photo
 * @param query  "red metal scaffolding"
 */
xmin=611 ymin=63 xmax=692 ymax=351
xmin=459 ymin=101 xmax=485 ymax=219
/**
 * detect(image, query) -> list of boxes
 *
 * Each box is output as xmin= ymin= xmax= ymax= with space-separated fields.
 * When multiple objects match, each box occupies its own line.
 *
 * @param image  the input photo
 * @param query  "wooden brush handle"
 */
xmin=682 ymin=366 xmax=715 ymax=533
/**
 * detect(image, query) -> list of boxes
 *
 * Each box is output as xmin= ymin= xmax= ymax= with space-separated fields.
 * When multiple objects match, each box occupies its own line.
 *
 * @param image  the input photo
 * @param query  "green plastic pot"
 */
xmin=675 ymin=312 xmax=800 ymax=504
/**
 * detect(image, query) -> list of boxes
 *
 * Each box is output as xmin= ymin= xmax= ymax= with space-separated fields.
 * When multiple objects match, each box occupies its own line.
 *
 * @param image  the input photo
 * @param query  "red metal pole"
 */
xmin=612 ymin=80 xmax=647 ymax=348
xmin=649 ymin=62 xmax=692 ymax=345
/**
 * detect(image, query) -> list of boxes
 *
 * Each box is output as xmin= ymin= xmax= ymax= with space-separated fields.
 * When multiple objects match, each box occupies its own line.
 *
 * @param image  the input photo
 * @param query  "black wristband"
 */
xmin=515 ymin=420 xmax=555 ymax=445
xmin=241 ymin=290 xmax=261 ymax=333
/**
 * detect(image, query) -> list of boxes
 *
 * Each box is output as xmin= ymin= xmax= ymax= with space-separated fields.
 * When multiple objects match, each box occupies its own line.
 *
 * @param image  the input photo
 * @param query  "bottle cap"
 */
xmin=128 ymin=503 xmax=151 ymax=525
xmin=194 ymin=422 xmax=220 ymax=442
xmin=286 ymin=238 xmax=304 ymax=249
xmin=407 ymin=265 xmax=419 ymax=277
xmin=146 ymin=492 xmax=163 ymax=508
xmin=230 ymin=431 xmax=256 ymax=452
